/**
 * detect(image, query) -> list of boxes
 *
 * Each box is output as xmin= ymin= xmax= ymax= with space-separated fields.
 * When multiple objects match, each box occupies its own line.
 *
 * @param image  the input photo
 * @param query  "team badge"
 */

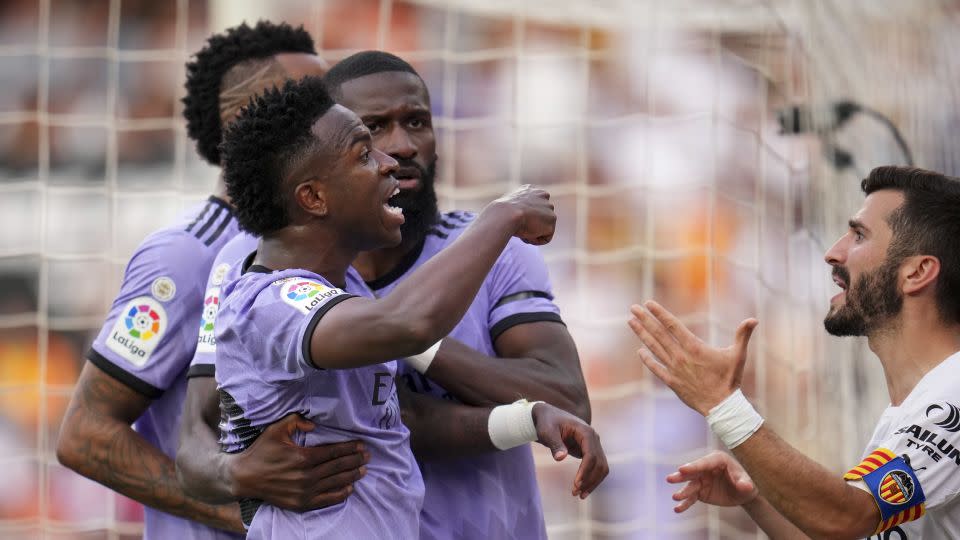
xmin=106 ymin=296 xmax=167 ymax=366
xmin=196 ymin=287 xmax=219 ymax=353
xmin=211 ymin=263 xmax=230 ymax=286
xmin=151 ymin=276 xmax=176 ymax=302
xmin=844 ymin=447 xmax=926 ymax=533
xmin=878 ymin=470 xmax=914 ymax=505
xmin=278 ymin=278 xmax=344 ymax=315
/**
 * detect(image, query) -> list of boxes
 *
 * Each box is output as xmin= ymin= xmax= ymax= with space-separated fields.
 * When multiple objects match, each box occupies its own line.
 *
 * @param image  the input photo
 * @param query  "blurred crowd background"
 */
xmin=2 ymin=0 xmax=959 ymax=538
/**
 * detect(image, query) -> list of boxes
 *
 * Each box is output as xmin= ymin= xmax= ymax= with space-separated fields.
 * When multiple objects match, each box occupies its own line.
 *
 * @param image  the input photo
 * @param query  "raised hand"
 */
xmin=491 ymin=184 xmax=556 ymax=245
xmin=229 ymin=413 xmax=369 ymax=511
xmin=531 ymin=402 xmax=609 ymax=499
xmin=666 ymin=451 xmax=758 ymax=513
xmin=627 ymin=301 xmax=758 ymax=415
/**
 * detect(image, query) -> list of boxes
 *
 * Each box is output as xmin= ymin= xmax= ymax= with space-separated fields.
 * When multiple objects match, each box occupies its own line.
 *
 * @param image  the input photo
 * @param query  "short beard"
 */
xmin=824 ymin=256 xmax=903 ymax=337
xmin=395 ymin=158 xmax=439 ymax=242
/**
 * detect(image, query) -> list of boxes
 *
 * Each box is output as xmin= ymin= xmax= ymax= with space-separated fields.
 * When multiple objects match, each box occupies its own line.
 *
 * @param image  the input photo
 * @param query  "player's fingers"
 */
xmin=309 ymin=466 xmax=367 ymax=495
xmin=305 ymin=484 xmax=354 ymax=511
xmin=673 ymin=478 xmax=701 ymax=501
xmin=266 ymin=413 xmax=316 ymax=440
xmin=307 ymin=448 xmax=369 ymax=477
xmin=301 ymin=441 xmax=366 ymax=468
xmin=644 ymin=301 xmax=702 ymax=351
xmin=628 ymin=318 xmax=672 ymax=365
xmin=637 ymin=348 xmax=672 ymax=386
xmin=630 ymin=305 xmax=683 ymax=361
xmin=677 ymin=452 xmax=727 ymax=474
xmin=734 ymin=318 xmax=759 ymax=356
xmin=674 ymin=494 xmax=699 ymax=514
xmin=571 ymin=430 xmax=608 ymax=498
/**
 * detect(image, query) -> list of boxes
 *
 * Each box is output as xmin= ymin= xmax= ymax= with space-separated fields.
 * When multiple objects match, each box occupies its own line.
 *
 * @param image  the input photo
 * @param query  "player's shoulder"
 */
xmin=227 ymin=268 xmax=346 ymax=318
xmin=131 ymin=198 xmax=237 ymax=273
xmin=899 ymin=351 xmax=960 ymax=418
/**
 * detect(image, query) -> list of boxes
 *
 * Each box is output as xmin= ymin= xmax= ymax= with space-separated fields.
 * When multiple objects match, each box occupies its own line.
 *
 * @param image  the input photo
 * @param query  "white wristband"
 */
xmin=406 ymin=341 xmax=441 ymax=374
xmin=706 ymin=389 xmax=764 ymax=449
xmin=488 ymin=399 xmax=543 ymax=450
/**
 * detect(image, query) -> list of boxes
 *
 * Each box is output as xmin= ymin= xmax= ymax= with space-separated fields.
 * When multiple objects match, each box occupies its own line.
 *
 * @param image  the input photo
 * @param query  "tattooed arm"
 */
xmin=57 ymin=362 xmax=243 ymax=533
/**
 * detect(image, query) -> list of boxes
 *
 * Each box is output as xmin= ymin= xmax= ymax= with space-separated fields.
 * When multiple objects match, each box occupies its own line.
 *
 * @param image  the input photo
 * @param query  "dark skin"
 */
xmin=177 ymin=54 xmax=375 ymax=511
xmin=339 ymin=71 xmax=590 ymax=421
xmin=244 ymin=102 xmax=605 ymax=495
xmin=57 ymin=362 xmax=244 ymax=533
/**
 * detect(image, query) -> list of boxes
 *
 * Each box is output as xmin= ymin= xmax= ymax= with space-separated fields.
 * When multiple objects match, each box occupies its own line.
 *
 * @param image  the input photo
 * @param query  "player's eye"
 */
xmin=853 ymin=230 xmax=864 ymax=242
xmin=366 ymin=122 xmax=383 ymax=134
xmin=408 ymin=118 xmax=423 ymax=129
xmin=360 ymin=147 xmax=371 ymax=164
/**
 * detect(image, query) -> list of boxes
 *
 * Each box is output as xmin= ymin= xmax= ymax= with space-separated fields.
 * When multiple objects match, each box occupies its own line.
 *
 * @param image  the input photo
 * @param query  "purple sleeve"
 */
xmin=486 ymin=238 xmax=563 ymax=342
xmin=88 ymin=235 xmax=206 ymax=398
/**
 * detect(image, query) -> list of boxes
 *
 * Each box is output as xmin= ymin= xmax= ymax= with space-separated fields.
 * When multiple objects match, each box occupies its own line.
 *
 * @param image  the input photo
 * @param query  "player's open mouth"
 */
xmin=383 ymin=186 xmax=404 ymax=220
xmin=833 ymin=275 xmax=847 ymax=290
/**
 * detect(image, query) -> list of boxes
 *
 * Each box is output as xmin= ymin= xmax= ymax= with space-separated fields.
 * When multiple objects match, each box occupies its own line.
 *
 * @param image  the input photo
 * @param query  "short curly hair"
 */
xmin=183 ymin=21 xmax=316 ymax=165
xmin=323 ymin=50 xmax=426 ymax=101
xmin=221 ymin=77 xmax=335 ymax=236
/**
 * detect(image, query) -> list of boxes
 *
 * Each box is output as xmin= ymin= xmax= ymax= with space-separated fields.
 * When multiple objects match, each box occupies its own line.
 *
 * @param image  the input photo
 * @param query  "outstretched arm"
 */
xmin=309 ymin=186 xmax=556 ymax=369
xmin=175 ymin=376 xmax=368 ymax=511
xmin=398 ymin=385 xmax=608 ymax=499
xmin=57 ymin=362 xmax=243 ymax=533
xmin=421 ymin=322 xmax=590 ymax=421
xmin=629 ymin=301 xmax=880 ymax=540
xmin=667 ymin=450 xmax=810 ymax=539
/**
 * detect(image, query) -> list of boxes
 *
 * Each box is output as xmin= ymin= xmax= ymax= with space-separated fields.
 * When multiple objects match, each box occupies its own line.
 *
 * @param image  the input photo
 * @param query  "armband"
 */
xmin=844 ymin=448 xmax=926 ymax=534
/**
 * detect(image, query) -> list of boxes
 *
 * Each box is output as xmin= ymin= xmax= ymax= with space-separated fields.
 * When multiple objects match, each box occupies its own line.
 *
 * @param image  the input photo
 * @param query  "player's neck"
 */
xmin=255 ymin=227 xmax=356 ymax=289
xmin=867 ymin=308 xmax=960 ymax=406
xmin=352 ymin=228 xmax=425 ymax=283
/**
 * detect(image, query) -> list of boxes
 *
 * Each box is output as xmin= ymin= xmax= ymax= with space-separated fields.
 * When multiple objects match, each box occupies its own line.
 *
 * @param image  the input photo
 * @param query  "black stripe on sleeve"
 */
xmin=489 ymin=312 xmax=564 ymax=343
xmin=492 ymin=290 xmax=554 ymax=310
xmin=192 ymin=205 xmax=224 ymax=240
xmin=86 ymin=348 xmax=164 ymax=399
xmin=187 ymin=364 xmax=216 ymax=378
xmin=204 ymin=213 xmax=233 ymax=246
xmin=300 ymin=294 xmax=358 ymax=369
xmin=185 ymin=202 xmax=212 ymax=233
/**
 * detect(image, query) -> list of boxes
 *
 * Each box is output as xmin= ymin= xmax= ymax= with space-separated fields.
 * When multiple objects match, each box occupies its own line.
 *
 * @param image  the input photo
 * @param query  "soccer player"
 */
xmin=325 ymin=50 xmax=592 ymax=539
xmin=214 ymin=75 xmax=605 ymax=539
xmin=55 ymin=22 xmax=359 ymax=538
xmin=629 ymin=166 xmax=960 ymax=538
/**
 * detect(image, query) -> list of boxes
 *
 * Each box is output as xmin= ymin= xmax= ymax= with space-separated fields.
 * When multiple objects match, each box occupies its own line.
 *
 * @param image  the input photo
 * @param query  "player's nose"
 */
xmin=382 ymin=126 xmax=417 ymax=160
xmin=375 ymin=148 xmax=399 ymax=176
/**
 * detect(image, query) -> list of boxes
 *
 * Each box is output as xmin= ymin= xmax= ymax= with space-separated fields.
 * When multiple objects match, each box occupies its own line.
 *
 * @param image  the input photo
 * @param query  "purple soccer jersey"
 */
xmin=215 ymin=264 xmax=424 ymax=539
xmin=86 ymin=196 xmax=242 ymax=540
xmin=369 ymin=211 xmax=562 ymax=540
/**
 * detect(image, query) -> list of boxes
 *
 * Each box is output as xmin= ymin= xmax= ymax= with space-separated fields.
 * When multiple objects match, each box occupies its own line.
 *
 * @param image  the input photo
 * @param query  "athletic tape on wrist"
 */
xmin=706 ymin=389 xmax=764 ymax=449
xmin=488 ymin=399 xmax=543 ymax=450
xmin=406 ymin=341 xmax=441 ymax=374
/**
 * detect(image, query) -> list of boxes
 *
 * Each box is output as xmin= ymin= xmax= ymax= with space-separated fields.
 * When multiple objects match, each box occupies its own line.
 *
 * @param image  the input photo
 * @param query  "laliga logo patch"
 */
xmin=878 ymin=469 xmax=915 ymax=505
xmin=106 ymin=296 xmax=167 ymax=367
xmin=280 ymin=279 xmax=342 ymax=315
xmin=926 ymin=402 xmax=960 ymax=432
xmin=196 ymin=288 xmax=219 ymax=353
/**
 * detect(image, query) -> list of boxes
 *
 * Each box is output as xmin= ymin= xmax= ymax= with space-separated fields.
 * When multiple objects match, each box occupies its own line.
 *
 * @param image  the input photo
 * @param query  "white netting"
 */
xmin=1 ymin=0 xmax=957 ymax=538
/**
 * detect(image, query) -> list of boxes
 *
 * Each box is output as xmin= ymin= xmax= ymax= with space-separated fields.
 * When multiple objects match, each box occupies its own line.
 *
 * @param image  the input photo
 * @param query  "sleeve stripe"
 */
xmin=492 ymin=290 xmax=553 ymax=309
xmin=86 ymin=348 xmax=163 ymax=399
xmin=844 ymin=447 xmax=897 ymax=479
xmin=186 ymin=364 xmax=215 ymax=378
xmin=489 ymin=312 xmax=564 ymax=343
xmin=300 ymin=294 xmax=357 ymax=369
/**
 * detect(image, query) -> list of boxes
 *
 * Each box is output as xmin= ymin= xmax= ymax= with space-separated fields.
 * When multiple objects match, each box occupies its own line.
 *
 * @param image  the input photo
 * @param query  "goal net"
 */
xmin=0 ymin=0 xmax=954 ymax=538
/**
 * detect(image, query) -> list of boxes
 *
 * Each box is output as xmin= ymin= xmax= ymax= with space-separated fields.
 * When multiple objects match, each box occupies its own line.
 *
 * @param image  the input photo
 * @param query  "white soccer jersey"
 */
xmin=845 ymin=351 xmax=960 ymax=539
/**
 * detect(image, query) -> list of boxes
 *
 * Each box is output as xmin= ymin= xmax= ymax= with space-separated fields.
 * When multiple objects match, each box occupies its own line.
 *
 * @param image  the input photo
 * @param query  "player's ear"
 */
xmin=901 ymin=254 xmax=939 ymax=295
xmin=293 ymin=178 xmax=328 ymax=218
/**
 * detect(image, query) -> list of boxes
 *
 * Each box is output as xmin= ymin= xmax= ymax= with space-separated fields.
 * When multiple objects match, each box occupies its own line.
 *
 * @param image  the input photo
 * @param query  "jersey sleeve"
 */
xmin=843 ymin=400 xmax=960 ymax=533
xmin=87 ymin=236 xmax=205 ymax=398
xmin=486 ymin=238 xmax=564 ymax=342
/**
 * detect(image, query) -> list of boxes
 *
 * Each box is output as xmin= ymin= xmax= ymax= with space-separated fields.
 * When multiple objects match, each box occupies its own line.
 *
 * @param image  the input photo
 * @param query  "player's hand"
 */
xmin=228 ymin=413 xmax=369 ymax=511
xmin=628 ymin=301 xmax=758 ymax=415
xmin=531 ymin=402 xmax=609 ymax=499
xmin=666 ymin=451 xmax=758 ymax=512
xmin=490 ymin=184 xmax=556 ymax=245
